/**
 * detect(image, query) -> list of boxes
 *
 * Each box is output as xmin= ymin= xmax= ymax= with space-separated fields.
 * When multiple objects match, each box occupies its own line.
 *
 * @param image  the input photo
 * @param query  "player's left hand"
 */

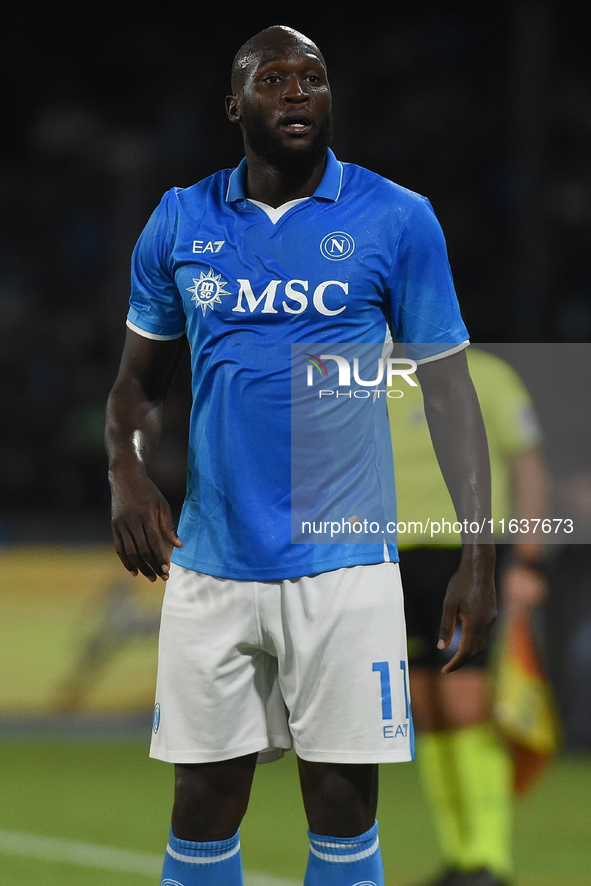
xmin=437 ymin=543 xmax=497 ymax=673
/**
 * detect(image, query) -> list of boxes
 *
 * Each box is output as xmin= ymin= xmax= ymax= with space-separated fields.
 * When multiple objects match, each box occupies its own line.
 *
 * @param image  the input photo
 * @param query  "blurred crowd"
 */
xmin=1 ymin=1 xmax=590 ymax=535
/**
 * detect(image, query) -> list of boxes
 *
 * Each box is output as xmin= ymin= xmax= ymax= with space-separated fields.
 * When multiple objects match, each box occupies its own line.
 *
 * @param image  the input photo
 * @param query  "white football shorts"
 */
xmin=149 ymin=561 xmax=414 ymax=764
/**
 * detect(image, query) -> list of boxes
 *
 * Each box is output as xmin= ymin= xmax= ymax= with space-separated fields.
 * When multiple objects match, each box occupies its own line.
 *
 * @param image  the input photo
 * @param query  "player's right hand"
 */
xmin=109 ymin=469 xmax=183 ymax=582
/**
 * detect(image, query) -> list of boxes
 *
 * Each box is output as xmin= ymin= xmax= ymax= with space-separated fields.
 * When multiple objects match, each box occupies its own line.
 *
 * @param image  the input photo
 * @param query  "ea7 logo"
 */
xmin=192 ymin=239 xmax=225 ymax=253
xmin=320 ymin=231 xmax=355 ymax=261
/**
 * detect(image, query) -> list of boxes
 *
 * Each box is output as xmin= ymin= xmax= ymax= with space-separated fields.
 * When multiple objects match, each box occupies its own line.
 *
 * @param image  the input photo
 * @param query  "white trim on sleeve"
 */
xmin=413 ymin=339 xmax=470 ymax=365
xmin=126 ymin=320 xmax=185 ymax=341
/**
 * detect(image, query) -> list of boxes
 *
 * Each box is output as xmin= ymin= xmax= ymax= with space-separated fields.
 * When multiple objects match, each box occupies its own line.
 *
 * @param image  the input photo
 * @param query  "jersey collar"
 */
xmin=226 ymin=149 xmax=344 ymax=204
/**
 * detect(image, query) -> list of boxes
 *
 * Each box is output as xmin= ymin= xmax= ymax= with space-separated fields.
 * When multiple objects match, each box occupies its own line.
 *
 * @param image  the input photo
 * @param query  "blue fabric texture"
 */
xmin=304 ymin=820 xmax=384 ymax=885
xmin=160 ymin=827 xmax=243 ymax=885
xmin=128 ymin=150 xmax=468 ymax=580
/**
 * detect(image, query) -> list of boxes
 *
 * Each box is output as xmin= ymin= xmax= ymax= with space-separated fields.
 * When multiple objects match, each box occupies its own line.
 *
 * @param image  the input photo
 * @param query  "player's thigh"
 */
xmin=277 ymin=562 xmax=412 ymax=763
xmin=151 ymin=566 xmax=278 ymax=763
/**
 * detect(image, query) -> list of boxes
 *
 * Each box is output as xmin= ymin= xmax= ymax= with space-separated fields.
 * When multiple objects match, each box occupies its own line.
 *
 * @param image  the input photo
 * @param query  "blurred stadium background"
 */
xmin=1 ymin=1 xmax=590 ymax=883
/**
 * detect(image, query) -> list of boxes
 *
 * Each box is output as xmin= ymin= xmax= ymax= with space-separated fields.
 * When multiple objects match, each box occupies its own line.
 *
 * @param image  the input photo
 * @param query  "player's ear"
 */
xmin=226 ymin=95 xmax=241 ymax=124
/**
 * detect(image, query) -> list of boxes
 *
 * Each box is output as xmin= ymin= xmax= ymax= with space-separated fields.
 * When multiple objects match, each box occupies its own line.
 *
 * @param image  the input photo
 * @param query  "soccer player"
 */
xmin=388 ymin=348 xmax=548 ymax=886
xmin=105 ymin=25 xmax=496 ymax=886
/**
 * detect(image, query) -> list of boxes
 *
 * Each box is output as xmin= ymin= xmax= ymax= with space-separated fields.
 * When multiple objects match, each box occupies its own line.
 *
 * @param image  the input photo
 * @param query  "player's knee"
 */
xmin=298 ymin=760 xmax=378 ymax=835
xmin=171 ymin=758 xmax=256 ymax=840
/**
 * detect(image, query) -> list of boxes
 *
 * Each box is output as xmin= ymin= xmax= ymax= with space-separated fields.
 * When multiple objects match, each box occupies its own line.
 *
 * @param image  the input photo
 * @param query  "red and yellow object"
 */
xmin=493 ymin=611 xmax=561 ymax=793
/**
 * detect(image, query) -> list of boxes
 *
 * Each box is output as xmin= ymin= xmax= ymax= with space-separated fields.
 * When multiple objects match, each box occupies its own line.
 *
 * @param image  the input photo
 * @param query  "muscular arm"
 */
xmin=105 ymin=328 xmax=187 ymax=581
xmin=416 ymin=349 xmax=497 ymax=672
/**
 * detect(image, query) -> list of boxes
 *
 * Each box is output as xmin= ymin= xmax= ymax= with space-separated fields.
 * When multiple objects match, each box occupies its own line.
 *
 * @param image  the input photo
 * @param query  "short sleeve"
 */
xmin=127 ymin=190 xmax=186 ymax=339
xmin=387 ymin=197 xmax=469 ymax=360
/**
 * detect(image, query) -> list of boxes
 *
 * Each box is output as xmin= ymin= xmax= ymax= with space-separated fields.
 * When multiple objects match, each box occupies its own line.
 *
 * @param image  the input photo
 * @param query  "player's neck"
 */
xmin=244 ymin=151 xmax=327 ymax=208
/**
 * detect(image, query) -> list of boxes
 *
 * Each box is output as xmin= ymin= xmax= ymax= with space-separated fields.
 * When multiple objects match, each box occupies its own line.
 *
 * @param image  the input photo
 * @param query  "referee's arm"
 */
xmin=416 ymin=348 xmax=497 ymax=673
xmin=105 ymin=328 xmax=186 ymax=582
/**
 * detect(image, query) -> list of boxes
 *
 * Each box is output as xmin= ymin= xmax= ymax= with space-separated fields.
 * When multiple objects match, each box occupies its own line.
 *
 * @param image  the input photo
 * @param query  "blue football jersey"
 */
xmin=127 ymin=149 xmax=468 ymax=579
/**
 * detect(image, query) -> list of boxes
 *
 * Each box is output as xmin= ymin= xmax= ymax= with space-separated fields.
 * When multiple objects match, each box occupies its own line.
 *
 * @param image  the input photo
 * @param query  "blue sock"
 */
xmin=160 ymin=827 xmax=243 ymax=885
xmin=304 ymin=820 xmax=384 ymax=886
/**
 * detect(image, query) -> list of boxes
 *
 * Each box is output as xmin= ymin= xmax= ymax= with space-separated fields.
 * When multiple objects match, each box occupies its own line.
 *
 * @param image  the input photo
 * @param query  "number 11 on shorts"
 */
xmin=372 ymin=660 xmax=411 ymax=720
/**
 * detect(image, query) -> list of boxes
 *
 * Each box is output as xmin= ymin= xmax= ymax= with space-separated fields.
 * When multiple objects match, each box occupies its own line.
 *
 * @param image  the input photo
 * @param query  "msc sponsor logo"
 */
xmin=188 ymin=268 xmax=231 ymax=315
xmin=320 ymin=231 xmax=355 ymax=261
xmin=188 ymin=272 xmax=349 ymax=316
xmin=232 ymin=279 xmax=348 ymax=316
